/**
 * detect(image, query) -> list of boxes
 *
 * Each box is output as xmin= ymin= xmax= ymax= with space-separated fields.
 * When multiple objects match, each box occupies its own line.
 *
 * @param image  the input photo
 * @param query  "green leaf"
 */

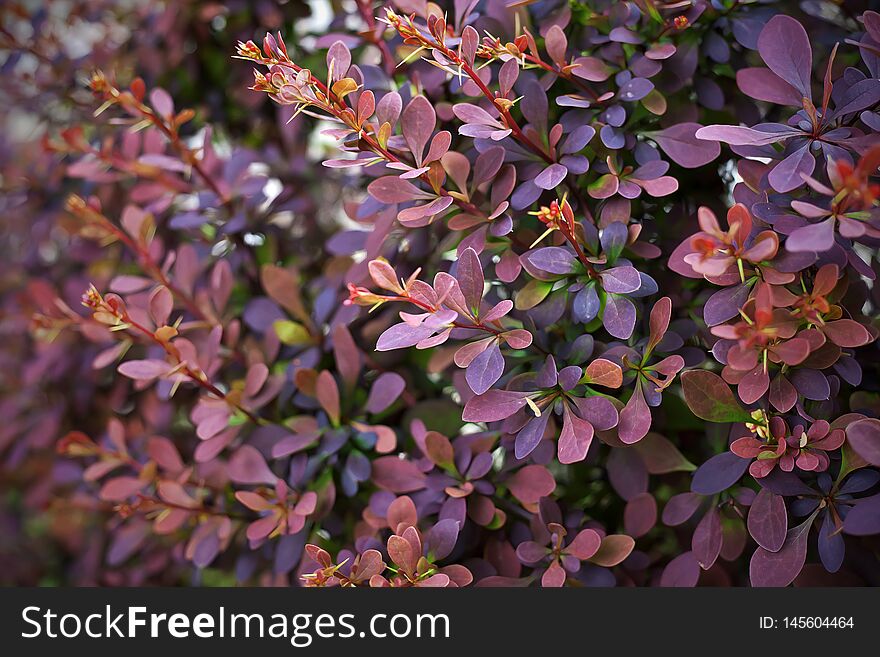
xmin=633 ymin=432 xmax=696 ymax=473
xmin=273 ymin=319 xmax=311 ymax=345
xmin=515 ymin=279 xmax=553 ymax=311
xmin=486 ymin=510 xmax=506 ymax=530
xmin=680 ymin=370 xmax=752 ymax=423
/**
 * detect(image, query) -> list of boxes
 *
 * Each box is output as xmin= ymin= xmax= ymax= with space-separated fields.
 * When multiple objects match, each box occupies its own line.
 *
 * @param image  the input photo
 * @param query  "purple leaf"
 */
xmin=460 ymin=25 xmax=479 ymax=67
xmin=557 ymin=408 xmax=594 ymax=465
xmin=473 ymin=147 xmax=505 ymax=185
xmin=692 ymin=507 xmax=723 ymax=569
xmin=516 ymin=541 xmax=547 ymax=564
xmin=768 ymin=144 xmax=815 ymax=193
xmin=845 ymin=419 xmax=880 ymax=466
xmin=624 ymin=493 xmax=657 ymax=538
xmin=607 ymin=446 xmax=648 ymax=500
xmin=110 ymin=275 xmax=151 ymax=294
xmin=453 ymin=103 xmax=501 ymax=127
xmin=619 ymin=77 xmax=654 ymax=101
xmin=365 ymin=372 xmax=406 ymax=414
xmin=748 ymin=488 xmax=787 ymax=552
xmin=118 ymin=359 xmax=171 ymax=381
xmin=519 ymin=79 xmax=548 ymax=134
xmin=149 ymin=88 xmax=174 ymax=118
xmin=736 ymin=68 xmax=804 ymax=106
xmin=660 ymin=551 xmax=701 ymax=587
xmin=704 ymin=282 xmax=752 ymax=326
xmin=843 ymin=494 xmax=880 ymax=536
xmin=599 ymin=125 xmax=626 ymax=149
xmin=561 ymin=125 xmax=596 ymax=154
xmin=316 ymin=370 xmax=340 ymax=426
xmin=557 ymin=366 xmax=582 ymax=392
xmin=375 ymin=91 xmax=402 ymax=126
xmin=462 ymin=389 xmax=528 ymax=422
xmin=376 ymin=323 xmax=437 ymax=351
xmin=544 ymin=25 xmax=568 ymax=64
xmin=602 ymin=294 xmax=636 ymax=339
xmin=107 ymin=524 xmax=148 ymax=566
xmin=600 ymin=221 xmax=628 ymax=262
xmin=272 ymin=433 xmax=319 ymax=458
xmin=732 ymin=18 xmax=763 ymax=48
xmin=456 ymin=247 xmax=484 ymax=311
xmin=228 ymin=445 xmax=277 ymax=485
xmin=571 ymin=56 xmax=611 ymax=82
xmin=372 ymin=456 xmax=426 ymax=493
xmin=738 ymin=365 xmax=770 ymax=404
xmin=466 ymin=341 xmax=505 ymax=395
xmin=618 ymin=380 xmax=651 ymax=444
xmin=524 ymin=247 xmax=577 ymax=275
xmin=573 ymin=396 xmax=618 ymax=430
xmin=691 ymin=452 xmax=749 ymax=495
xmin=427 ymin=519 xmax=460 ymax=560
xmin=99 ymin=477 xmax=145 ymax=501
xmin=789 ymin=368 xmax=830 ymax=400
xmin=649 ymin=123 xmax=720 ymax=168
xmin=536 ymin=356 xmax=559 ymax=391
xmin=838 ymin=470 xmax=880 ymax=495
xmin=831 ymin=78 xmax=880 ymax=119
xmin=695 ymin=124 xmax=795 ymax=146
xmin=573 ymin=284 xmax=601 ymax=323
xmin=482 ymin=299 xmax=513 ymax=323
xmin=590 ymin=534 xmax=635 ymax=567
xmin=368 ymin=176 xmax=427 ymax=203
xmin=637 ymin=176 xmax=679 ymax=197
xmin=663 ymin=492 xmax=703 ymax=526
xmin=326 ymin=41 xmax=351 ymax=81
xmin=758 ymin=470 xmax=815 ymax=496
xmin=757 ymin=15 xmax=812 ymax=98
xmin=534 ymin=163 xmax=568 ymax=190
xmin=750 ymin=513 xmax=816 ymax=587
xmin=817 ymin=512 xmax=844 ymax=573
xmin=515 ymin=413 xmax=550 ymax=459
xmin=397 ymin=196 xmax=454 ymax=226
xmin=401 ymin=96 xmax=436 ymax=164
xmin=601 ymin=266 xmax=642 ymax=294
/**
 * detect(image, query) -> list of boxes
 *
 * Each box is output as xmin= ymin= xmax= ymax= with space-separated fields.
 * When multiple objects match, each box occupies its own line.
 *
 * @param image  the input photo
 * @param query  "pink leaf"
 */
xmin=507 ymin=465 xmax=555 ymax=505
xmin=118 ymin=359 xmax=171 ymax=381
xmin=227 ymin=445 xmax=277 ymax=485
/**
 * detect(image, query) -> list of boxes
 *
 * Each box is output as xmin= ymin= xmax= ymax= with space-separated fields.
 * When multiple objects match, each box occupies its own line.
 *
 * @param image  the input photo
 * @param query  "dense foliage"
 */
xmin=2 ymin=0 xmax=880 ymax=587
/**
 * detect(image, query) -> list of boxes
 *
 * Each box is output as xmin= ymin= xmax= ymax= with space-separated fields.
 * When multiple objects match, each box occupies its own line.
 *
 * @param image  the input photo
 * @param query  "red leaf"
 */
xmin=749 ymin=513 xmax=816 ymax=587
xmin=372 ymin=456 xmax=426 ymax=493
xmin=589 ymin=534 xmax=635 ymax=567
xmin=846 ymin=418 xmax=880 ymax=466
xmin=584 ymin=358 xmax=623 ymax=388
xmin=316 ymin=370 xmax=340 ymax=425
xmin=227 ymin=445 xmax=277 ymax=485
xmin=748 ymin=487 xmax=788 ymax=552
xmin=507 ymin=465 xmax=555 ymax=505
xmin=692 ymin=507 xmax=723 ymax=569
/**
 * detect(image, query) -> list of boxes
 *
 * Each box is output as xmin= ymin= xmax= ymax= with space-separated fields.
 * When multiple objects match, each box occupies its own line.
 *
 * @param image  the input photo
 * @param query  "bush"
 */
xmin=2 ymin=0 xmax=879 ymax=587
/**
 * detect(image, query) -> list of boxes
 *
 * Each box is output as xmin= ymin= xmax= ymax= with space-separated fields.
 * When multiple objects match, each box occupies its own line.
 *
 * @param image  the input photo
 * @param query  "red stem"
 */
xmin=247 ymin=58 xmax=489 ymax=220
xmin=428 ymin=40 xmax=555 ymax=165
xmin=121 ymin=313 xmax=263 ymax=426
xmin=84 ymin=204 xmax=212 ymax=324
xmin=355 ymin=0 xmax=397 ymax=76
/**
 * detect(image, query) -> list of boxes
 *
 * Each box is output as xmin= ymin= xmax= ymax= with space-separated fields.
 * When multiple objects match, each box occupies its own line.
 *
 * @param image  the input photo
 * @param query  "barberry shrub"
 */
xmin=4 ymin=0 xmax=880 ymax=587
